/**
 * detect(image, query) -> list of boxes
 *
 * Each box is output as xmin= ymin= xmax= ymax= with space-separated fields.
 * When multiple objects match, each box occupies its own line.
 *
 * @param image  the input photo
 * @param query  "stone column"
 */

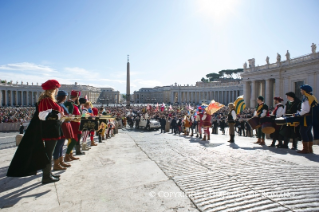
xmin=250 ymin=81 xmax=256 ymax=108
xmin=27 ymin=91 xmax=29 ymax=106
xmin=244 ymin=82 xmax=250 ymax=108
xmin=23 ymin=91 xmax=25 ymax=106
xmin=275 ymin=78 xmax=280 ymax=99
xmin=15 ymin=91 xmax=18 ymax=106
xmin=5 ymin=90 xmax=8 ymax=106
xmin=9 ymin=90 xmax=13 ymax=106
xmin=186 ymin=92 xmax=188 ymax=103
xmin=265 ymin=79 xmax=272 ymax=107
xmin=178 ymin=91 xmax=181 ymax=103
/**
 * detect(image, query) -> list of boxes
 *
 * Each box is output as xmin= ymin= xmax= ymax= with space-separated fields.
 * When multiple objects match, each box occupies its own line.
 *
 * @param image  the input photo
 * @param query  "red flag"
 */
xmin=205 ymin=100 xmax=224 ymax=115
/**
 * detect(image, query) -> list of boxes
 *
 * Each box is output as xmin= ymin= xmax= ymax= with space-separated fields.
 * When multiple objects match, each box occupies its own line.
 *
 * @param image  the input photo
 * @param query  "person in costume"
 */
xmin=269 ymin=97 xmax=285 ymax=147
xmin=7 ymin=79 xmax=63 ymax=184
xmin=77 ymin=97 xmax=87 ymax=151
xmin=293 ymin=85 xmax=318 ymax=154
xmin=53 ymin=90 xmax=72 ymax=171
xmin=90 ymin=107 xmax=99 ymax=145
xmin=80 ymin=102 xmax=94 ymax=150
xmin=189 ymin=111 xmax=195 ymax=136
xmin=202 ymin=111 xmax=212 ymax=141
xmin=227 ymin=103 xmax=237 ymax=143
xmin=64 ymin=90 xmax=85 ymax=157
xmin=183 ymin=115 xmax=191 ymax=136
xmin=196 ymin=108 xmax=203 ymax=139
xmin=254 ymin=96 xmax=269 ymax=145
xmin=280 ymin=92 xmax=301 ymax=149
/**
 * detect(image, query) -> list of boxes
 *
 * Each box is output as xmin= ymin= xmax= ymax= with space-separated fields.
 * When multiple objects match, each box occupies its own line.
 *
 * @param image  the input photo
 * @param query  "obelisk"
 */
xmin=126 ymin=55 xmax=130 ymax=107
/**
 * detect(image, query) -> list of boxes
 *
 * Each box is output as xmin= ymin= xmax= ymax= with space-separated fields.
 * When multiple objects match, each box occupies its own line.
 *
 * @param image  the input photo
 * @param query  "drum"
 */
xmin=261 ymin=122 xmax=275 ymax=134
xmin=275 ymin=117 xmax=286 ymax=125
xmin=260 ymin=117 xmax=275 ymax=134
xmin=80 ymin=118 xmax=99 ymax=131
xmin=248 ymin=117 xmax=260 ymax=129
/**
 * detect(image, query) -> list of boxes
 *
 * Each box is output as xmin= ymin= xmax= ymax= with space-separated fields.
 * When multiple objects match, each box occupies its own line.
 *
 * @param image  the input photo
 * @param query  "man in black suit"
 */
xmin=160 ymin=116 xmax=166 ymax=133
xmin=171 ymin=117 xmax=177 ymax=134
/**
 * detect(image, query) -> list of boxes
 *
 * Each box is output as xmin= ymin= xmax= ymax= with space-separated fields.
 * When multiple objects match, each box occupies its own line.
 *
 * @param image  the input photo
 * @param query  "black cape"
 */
xmin=7 ymin=105 xmax=50 ymax=177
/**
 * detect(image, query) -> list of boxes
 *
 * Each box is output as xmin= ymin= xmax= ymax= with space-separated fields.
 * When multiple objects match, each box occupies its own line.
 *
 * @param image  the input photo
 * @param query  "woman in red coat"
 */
xmin=37 ymin=80 xmax=64 ymax=184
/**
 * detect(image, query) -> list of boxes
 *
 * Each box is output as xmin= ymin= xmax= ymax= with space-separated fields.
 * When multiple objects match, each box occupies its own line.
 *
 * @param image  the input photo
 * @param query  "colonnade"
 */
xmin=0 ymin=90 xmax=42 ymax=106
xmin=170 ymin=89 xmax=242 ymax=105
xmin=243 ymin=79 xmax=277 ymax=108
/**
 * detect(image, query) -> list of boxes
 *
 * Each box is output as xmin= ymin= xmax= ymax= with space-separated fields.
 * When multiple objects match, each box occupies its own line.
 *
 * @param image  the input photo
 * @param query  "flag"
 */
xmin=169 ymin=105 xmax=173 ymax=111
xmin=205 ymin=100 xmax=224 ymax=115
xmin=234 ymin=95 xmax=246 ymax=115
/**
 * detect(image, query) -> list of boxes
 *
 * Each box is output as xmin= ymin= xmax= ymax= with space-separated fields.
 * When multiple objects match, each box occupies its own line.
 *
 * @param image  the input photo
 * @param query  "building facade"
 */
xmin=99 ymin=87 xmax=120 ymax=104
xmin=133 ymin=82 xmax=243 ymax=105
xmin=134 ymin=43 xmax=319 ymax=108
xmin=0 ymin=81 xmax=119 ymax=106
xmin=242 ymin=44 xmax=319 ymax=108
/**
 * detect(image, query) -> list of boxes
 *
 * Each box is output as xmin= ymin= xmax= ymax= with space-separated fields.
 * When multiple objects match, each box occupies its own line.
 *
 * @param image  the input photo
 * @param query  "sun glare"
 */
xmin=195 ymin=0 xmax=240 ymax=21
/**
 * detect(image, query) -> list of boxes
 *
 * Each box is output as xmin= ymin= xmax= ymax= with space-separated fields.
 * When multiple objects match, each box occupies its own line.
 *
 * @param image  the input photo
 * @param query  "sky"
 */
xmin=0 ymin=0 xmax=318 ymax=93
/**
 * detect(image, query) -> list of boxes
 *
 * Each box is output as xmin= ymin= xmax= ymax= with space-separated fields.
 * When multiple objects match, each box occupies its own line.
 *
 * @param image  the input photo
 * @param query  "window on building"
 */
xmin=295 ymin=81 xmax=304 ymax=100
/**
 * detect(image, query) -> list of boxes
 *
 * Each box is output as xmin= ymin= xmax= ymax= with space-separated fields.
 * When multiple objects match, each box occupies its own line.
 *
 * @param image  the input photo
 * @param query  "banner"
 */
xmin=205 ymin=100 xmax=224 ymax=115
xmin=234 ymin=95 xmax=246 ymax=115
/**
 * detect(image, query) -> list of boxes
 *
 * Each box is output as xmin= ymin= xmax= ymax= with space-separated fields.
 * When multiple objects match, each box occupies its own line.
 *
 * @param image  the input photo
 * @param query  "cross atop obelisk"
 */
xmin=126 ymin=55 xmax=130 ymax=107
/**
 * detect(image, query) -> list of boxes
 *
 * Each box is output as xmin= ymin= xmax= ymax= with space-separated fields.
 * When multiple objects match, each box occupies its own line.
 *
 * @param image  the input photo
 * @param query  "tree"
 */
xmin=206 ymin=73 xmax=221 ymax=81
xmin=201 ymin=77 xmax=208 ymax=82
xmin=202 ymin=68 xmax=243 ymax=81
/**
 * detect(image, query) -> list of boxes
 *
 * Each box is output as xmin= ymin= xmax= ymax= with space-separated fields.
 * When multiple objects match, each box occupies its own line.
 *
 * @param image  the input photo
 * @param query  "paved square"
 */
xmin=0 ymin=129 xmax=318 ymax=211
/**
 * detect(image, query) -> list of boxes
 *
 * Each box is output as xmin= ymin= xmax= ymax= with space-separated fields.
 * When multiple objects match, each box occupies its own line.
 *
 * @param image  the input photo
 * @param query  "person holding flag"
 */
xmin=227 ymin=103 xmax=237 ymax=143
xmin=196 ymin=107 xmax=203 ymax=139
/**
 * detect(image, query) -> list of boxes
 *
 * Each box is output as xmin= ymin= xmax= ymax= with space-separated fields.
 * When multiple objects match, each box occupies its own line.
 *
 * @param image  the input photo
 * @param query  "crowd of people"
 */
xmin=5 ymin=79 xmax=318 ymax=185
xmin=7 ymin=80 xmax=122 ymax=184
xmin=0 ymin=107 xmax=35 ymax=123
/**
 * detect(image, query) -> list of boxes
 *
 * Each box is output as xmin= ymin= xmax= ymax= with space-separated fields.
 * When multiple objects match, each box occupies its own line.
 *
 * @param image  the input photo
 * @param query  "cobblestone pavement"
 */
xmin=0 ymin=132 xmax=18 ymax=150
xmin=126 ymin=129 xmax=319 ymax=212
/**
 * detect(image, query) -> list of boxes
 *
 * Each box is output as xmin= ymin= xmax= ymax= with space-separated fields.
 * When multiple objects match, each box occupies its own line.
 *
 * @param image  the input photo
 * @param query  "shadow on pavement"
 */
xmin=0 ymin=182 xmax=49 ymax=209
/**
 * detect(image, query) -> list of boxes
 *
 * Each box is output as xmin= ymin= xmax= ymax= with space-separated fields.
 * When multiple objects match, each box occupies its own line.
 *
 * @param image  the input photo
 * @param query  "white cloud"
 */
xmin=0 ymin=63 xmax=161 ymax=93
xmin=0 ymin=62 xmax=56 ymax=73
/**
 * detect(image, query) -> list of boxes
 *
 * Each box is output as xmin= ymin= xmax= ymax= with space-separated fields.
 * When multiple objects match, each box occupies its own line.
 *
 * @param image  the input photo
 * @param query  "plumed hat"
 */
xmin=285 ymin=92 xmax=296 ymax=99
xmin=300 ymin=84 xmax=312 ymax=93
xmin=79 ymin=98 xmax=87 ymax=104
xmin=41 ymin=79 xmax=60 ymax=90
xmin=274 ymin=97 xmax=283 ymax=102
xmin=71 ymin=90 xmax=81 ymax=97
xmin=57 ymin=90 xmax=68 ymax=97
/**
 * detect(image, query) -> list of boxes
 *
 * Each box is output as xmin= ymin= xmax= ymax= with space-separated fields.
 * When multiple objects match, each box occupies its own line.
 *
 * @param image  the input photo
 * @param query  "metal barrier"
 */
xmin=0 ymin=123 xmax=21 ymax=132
